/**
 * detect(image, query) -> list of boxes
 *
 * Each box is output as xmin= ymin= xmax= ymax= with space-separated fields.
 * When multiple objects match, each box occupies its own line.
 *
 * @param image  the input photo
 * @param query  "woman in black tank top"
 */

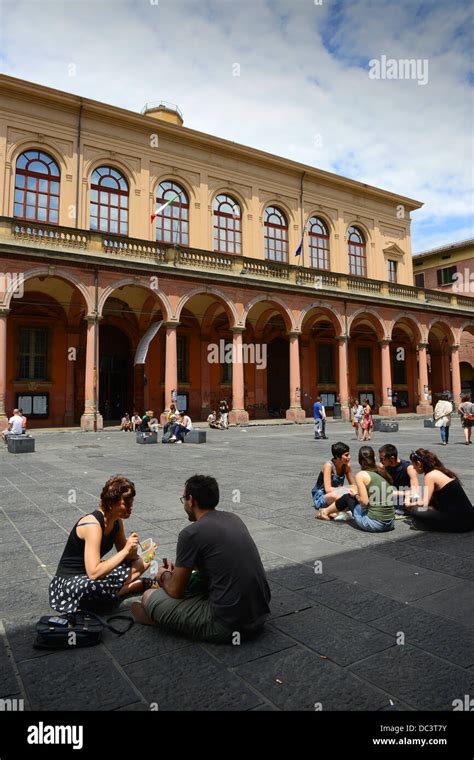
xmin=49 ymin=475 xmax=157 ymax=613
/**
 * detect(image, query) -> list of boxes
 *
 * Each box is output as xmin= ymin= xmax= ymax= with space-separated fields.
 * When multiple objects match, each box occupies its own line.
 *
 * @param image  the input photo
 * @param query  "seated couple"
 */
xmin=49 ymin=474 xmax=271 ymax=643
xmin=312 ymin=442 xmax=396 ymax=533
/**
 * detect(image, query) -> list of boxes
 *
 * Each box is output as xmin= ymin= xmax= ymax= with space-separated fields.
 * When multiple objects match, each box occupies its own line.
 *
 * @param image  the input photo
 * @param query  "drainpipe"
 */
xmin=300 ymin=171 xmax=306 ymax=268
xmin=93 ymin=267 xmax=99 ymax=432
xmin=75 ymin=98 xmax=83 ymax=229
xmin=344 ymin=299 xmax=350 ymax=413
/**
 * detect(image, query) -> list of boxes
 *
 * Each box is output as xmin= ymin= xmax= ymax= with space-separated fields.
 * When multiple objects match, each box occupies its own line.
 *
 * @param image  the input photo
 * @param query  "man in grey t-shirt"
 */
xmin=132 ymin=474 xmax=271 ymax=642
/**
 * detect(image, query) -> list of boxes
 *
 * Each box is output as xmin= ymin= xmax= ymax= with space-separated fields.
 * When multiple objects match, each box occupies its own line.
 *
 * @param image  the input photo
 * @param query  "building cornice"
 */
xmin=0 ymin=74 xmax=424 ymax=211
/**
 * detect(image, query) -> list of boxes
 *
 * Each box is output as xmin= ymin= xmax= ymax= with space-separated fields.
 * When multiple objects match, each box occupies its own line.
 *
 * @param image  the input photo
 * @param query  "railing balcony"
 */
xmin=2 ymin=217 xmax=473 ymax=312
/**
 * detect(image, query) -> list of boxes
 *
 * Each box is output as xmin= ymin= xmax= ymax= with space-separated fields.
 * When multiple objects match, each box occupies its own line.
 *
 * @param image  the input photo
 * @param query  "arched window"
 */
xmin=90 ymin=167 xmax=128 ymax=235
xmin=213 ymin=194 xmax=241 ymax=254
xmin=348 ymin=226 xmax=367 ymax=277
xmin=14 ymin=150 xmax=60 ymax=224
xmin=264 ymin=206 xmax=288 ymax=262
xmin=154 ymin=181 xmax=188 ymax=245
xmin=308 ymin=217 xmax=330 ymax=269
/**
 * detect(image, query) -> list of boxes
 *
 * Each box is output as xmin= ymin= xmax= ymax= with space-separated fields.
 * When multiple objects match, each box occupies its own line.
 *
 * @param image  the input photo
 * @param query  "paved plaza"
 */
xmin=0 ymin=419 xmax=473 ymax=712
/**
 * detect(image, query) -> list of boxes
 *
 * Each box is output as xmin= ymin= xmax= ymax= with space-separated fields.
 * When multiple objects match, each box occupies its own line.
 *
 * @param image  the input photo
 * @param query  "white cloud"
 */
xmin=0 ymin=0 xmax=472 ymax=251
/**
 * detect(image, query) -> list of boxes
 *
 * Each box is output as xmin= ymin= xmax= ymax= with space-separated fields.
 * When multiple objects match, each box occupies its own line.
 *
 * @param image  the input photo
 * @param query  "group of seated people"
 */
xmin=312 ymin=441 xmax=474 ymax=534
xmin=120 ymin=411 xmax=159 ymax=432
xmin=2 ymin=407 xmax=27 ymax=443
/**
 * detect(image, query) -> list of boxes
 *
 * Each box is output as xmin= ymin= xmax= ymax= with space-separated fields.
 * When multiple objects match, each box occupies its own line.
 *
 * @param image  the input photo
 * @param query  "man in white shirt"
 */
xmin=2 ymin=409 xmax=24 ymax=443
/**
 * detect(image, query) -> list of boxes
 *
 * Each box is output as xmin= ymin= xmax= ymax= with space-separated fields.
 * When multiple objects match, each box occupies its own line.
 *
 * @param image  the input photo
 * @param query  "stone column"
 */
xmin=416 ymin=342 xmax=433 ymax=415
xmin=229 ymin=327 xmax=249 ymax=425
xmin=379 ymin=339 xmax=396 ymax=416
xmin=337 ymin=335 xmax=350 ymax=420
xmin=200 ymin=336 xmax=211 ymax=418
xmin=286 ymin=331 xmax=305 ymax=423
xmin=80 ymin=315 xmax=103 ymax=431
xmin=65 ymin=332 xmax=79 ymax=426
xmin=450 ymin=344 xmax=462 ymax=408
xmin=0 ymin=308 xmax=10 ymax=427
xmin=160 ymin=322 xmax=179 ymax=423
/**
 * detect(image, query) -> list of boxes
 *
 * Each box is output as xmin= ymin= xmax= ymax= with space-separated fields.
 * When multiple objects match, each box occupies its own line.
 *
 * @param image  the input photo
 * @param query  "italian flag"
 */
xmin=151 ymin=193 xmax=180 ymax=223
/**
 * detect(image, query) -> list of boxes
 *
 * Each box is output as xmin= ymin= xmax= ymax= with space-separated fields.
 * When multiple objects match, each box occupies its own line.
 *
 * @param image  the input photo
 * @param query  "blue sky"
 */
xmin=0 ymin=0 xmax=472 ymax=252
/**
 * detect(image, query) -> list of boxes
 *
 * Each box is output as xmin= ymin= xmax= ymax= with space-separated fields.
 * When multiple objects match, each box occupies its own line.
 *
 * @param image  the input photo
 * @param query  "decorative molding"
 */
xmin=194 ymin=202 xmax=200 ymax=209
xmin=383 ymin=243 xmax=405 ymax=258
xmin=134 ymin=189 xmax=141 ymax=196
xmin=37 ymin=133 xmax=45 ymax=142
xmin=66 ymin=174 xmax=73 ymax=182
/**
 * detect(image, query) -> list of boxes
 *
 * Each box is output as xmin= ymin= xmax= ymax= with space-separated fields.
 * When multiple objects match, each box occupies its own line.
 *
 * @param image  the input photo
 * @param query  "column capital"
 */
xmin=337 ymin=334 xmax=349 ymax=343
xmin=450 ymin=344 xmax=461 ymax=353
xmin=231 ymin=326 xmax=245 ymax=334
xmin=417 ymin=342 xmax=429 ymax=350
xmin=162 ymin=321 xmax=180 ymax=330
xmin=378 ymin=338 xmax=391 ymax=346
xmin=0 ymin=308 xmax=11 ymax=318
xmin=287 ymin=330 xmax=302 ymax=338
xmin=85 ymin=313 xmax=102 ymax=325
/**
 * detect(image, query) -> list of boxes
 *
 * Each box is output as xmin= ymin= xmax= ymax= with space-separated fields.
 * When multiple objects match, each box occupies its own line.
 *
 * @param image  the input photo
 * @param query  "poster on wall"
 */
xmin=33 ymin=395 xmax=48 ymax=415
xmin=176 ymin=394 xmax=187 ymax=411
xmin=17 ymin=396 xmax=32 ymax=414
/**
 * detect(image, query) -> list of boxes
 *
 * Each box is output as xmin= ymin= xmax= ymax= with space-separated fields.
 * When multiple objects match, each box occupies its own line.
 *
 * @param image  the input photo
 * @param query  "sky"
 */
xmin=0 ymin=0 xmax=472 ymax=253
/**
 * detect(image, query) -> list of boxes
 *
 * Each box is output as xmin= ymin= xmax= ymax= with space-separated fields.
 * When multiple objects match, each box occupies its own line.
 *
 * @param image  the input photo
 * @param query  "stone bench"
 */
xmin=379 ymin=421 xmax=399 ymax=433
xmin=136 ymin=432 xmax=158 ymax=444
xmin=184 ymin=430 xmax=206 ymax=444
xmin=7 ymin=435 xmax=35 ymax=454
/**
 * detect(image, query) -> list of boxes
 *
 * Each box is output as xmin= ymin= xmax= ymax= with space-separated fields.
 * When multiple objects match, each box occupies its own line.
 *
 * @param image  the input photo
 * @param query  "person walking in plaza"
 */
xmin=313 ymin=396 xmax=325 ymax=440
xmin=351 ymin=399 xmax=364 ymax=441
xmin=49 ymin=475 xmax=157 ymax=614
xmin=312 ymin=441 xmax=356 ymax=517
xmin=458 ymin=393 xmax=474 ymax=445
xmin=361 ymin=399 xmax=373 ymax=442
xmin=319 ymin=446 xmax=395 ymax=533
xmin=131 ymin=474 xmax=271 ymax=642
xmin=406 ymin=449 xmax=474 ymax=532
xmin=433 ymin=392 xmax=453 ymax=445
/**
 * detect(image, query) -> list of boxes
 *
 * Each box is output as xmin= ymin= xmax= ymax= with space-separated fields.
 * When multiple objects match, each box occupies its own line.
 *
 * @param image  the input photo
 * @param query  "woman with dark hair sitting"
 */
xmin=406 ymin=449 xmax=474 ymax=533
xmin=49 ymin=475 xmax=157 ymax=614
xmin=320 ymin=446 xmax=395 ymax=533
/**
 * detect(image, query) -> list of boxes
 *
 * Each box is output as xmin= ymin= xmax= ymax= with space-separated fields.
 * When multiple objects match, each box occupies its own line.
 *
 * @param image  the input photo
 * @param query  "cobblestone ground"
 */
xmin=1 ymin=419 xmax=473 ymax=711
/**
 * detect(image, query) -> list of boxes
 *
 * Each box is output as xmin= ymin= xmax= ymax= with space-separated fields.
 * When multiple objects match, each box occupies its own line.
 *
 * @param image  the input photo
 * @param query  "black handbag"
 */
xmin=34 ymin=610 xmax=134 ymax=649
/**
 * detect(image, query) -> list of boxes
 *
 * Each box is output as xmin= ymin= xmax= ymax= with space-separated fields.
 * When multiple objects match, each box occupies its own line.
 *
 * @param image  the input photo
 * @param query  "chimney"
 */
xmin=142 ymin=101 xmax=184 ymax=126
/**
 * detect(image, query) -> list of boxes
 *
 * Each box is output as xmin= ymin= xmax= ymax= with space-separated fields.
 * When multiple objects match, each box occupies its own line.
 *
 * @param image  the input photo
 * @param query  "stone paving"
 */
xmin=0 ymin=419 xmax=473 ymax=711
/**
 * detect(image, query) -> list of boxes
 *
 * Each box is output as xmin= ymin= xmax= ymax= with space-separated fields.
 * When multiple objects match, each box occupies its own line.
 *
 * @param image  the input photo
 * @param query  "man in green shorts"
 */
xmin=132 ymin=474 xmax=271 ymax=643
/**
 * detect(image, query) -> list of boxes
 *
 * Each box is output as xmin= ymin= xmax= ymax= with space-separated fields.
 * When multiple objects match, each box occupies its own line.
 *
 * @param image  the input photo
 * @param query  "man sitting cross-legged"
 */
xmin=132 ymin=474 xmax=271 ymax=643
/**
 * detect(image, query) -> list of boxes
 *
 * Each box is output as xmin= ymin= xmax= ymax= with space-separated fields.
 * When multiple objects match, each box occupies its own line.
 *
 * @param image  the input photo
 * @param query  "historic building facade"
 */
xmin=413 ymin=240 xmax=474 ymax=395
xmin=0 ymin=75 xmax=473 ymax=429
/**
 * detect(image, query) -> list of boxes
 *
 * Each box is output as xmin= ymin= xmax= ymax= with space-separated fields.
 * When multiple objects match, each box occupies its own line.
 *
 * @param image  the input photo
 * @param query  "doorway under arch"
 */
xmin=99 ymin=325 xmax=132 ymax=421
xmin=266 ymin=337 xmax=289 ymax=416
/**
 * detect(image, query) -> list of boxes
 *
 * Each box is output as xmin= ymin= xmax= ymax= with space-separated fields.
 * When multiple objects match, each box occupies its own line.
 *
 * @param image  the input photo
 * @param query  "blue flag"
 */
xmin=295 ymin=221 xmax=306 ymax=257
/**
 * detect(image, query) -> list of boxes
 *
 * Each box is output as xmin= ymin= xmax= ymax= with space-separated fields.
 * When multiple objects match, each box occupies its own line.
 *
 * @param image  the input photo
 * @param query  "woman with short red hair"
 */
xmin=49 ymin=475 xmax=156 ymax=613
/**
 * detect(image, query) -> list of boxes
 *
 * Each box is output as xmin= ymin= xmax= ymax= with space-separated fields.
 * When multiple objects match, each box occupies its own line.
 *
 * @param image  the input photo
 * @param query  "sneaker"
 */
xmin=169 ymin=435 xmax=177 ymax=442
xmin=333 ymin=511 xmax=352 ymax=522
xmin=395 ymin=513 xmax=407 ymax=520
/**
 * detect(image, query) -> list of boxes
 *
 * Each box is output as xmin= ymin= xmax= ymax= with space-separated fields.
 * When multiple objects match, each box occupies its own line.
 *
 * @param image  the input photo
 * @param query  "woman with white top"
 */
xmin=433 ymin=393 xmax=453 ymax=445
